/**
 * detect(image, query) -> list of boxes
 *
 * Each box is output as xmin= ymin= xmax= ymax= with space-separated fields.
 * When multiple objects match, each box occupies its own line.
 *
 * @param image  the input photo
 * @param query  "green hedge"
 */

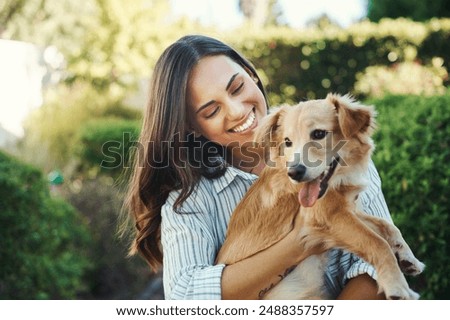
xmin=0 ymin=151 xmax=92 ymax=299
xmin=226 ymin=18 xmax=450 ymax=104
xmin=76 ymin=118 xmax=140 ymax=177
xmin=370 ymin=92 xmax=450 ymax=299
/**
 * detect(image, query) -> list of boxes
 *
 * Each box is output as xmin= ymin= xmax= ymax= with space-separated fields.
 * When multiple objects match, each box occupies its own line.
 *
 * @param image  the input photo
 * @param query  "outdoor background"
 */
xmin=0 ymin=0 xmax=449 ymax=300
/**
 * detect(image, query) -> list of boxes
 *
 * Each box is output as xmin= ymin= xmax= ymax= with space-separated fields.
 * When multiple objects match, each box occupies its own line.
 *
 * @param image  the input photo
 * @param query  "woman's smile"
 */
xmin=228 ymin=107 xmax=257 ymax=133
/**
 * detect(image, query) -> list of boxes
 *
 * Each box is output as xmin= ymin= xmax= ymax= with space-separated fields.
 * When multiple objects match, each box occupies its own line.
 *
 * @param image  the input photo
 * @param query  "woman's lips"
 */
xmin=229 ymin=108 xmax=256 ymax=133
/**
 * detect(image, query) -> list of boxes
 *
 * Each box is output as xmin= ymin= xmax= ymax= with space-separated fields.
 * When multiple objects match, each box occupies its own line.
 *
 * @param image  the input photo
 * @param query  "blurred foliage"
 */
xmin=367 ymin=0 xmax=450 ymax=22
xmin=226 ymin=18 xmax=450 ymax=104
xmin=19 ymin=82 xmax=140 ymax=172
xmin=0 ymin=0 xmax=48 ymax=36
xmin=1 ymin=0 xmax=207 ymax=92
xmin=64 ymin=0 xmax=171 ymax=90
xmin=0 ymin=151 xmax=92 ymax=299
xmin=354 ymin=60 xmax=448 ymax=97
xmin=238 ymin=0 xmax=286 ymax=28
xmin=371 ymin=92 xmax=450 ymax=299
xmin=76 ymin=118 xmax=140 ymax=178
xmin=65 ymin=177 xmax=153 ymax=299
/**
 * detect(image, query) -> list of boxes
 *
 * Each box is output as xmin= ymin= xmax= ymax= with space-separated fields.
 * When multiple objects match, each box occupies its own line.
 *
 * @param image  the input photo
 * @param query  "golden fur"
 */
xmin=216 ymin=93 xmax=424 ymax=299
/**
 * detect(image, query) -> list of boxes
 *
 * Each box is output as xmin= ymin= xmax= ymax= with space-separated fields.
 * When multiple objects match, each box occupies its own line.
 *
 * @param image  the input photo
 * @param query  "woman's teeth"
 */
xmin=231 ymin=111 xmax=255 ymax=133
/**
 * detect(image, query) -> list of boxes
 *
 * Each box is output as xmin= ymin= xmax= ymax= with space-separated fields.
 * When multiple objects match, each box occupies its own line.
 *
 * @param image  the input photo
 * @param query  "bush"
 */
xmin=367 ymin=0 xmax=450 ymax=22
xmin=65 ymin=177 xmax=153 ymax=299
xmin=75 ymin=118 xmax=141 ymax=178
xmin=226 ymin=18 xmax=450 ymax=104
xmin=20 ymin=82 xmax=141 ymax=172
xmin=0 ymin=151 xmax=92 ymax=299
xmin=354 ymin=60 xmax=448 ymax=98
xmin=370 ymin=92 xmax=450 ymax=299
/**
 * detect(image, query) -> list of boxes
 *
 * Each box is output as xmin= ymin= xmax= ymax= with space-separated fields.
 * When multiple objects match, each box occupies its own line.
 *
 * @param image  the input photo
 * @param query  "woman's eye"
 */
xmin=284 ymin=137 xmax=292 ymax=147
xmin=231 ymin=82 xmax=244 ymax=95
xmin=205 ymin=106 xmax=220 ymax=119
xmin=311 ymin=129 xmax=328 ymax=140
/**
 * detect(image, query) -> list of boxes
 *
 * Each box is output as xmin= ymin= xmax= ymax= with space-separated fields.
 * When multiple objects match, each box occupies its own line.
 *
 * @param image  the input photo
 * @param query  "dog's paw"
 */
xmin=383 ymin=284 xmax=420 ymax=300
xmin=395 ymin=251 xmax=426 ymax=276
xmin=386 ymin=288 xmax=420 ymax=300
xmin=379 ymin=273 xmax=420 ymax=300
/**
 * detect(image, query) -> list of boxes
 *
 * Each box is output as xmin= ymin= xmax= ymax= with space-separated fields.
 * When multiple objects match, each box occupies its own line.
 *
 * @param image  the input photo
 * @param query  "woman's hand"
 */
xmin=286 ymin=211 xmax=329 ymax=263
xmin=221 ymin=209 xmax=329 ymax=299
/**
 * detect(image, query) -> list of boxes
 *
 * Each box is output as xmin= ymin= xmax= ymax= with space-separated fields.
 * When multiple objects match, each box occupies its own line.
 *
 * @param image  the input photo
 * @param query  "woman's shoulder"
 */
xmin=161 ymin=178 xmax=217 ymax=235
xmin=164 ymin=175 xmax=216 ymax=211
xmin=163 ymin=165 xmax=257 ymax=214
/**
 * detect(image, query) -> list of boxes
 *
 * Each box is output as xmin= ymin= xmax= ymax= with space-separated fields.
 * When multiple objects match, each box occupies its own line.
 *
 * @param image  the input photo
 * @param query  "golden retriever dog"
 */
xmin=216 ymin=93 xmax=425 ymax=300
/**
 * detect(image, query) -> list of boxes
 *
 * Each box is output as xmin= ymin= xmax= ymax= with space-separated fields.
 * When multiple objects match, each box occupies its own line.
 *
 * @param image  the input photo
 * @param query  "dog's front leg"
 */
xmin=329 ymin=212 xmax=419 ymax=300
xmin=355 ymin=212 xmax=425 ymax=276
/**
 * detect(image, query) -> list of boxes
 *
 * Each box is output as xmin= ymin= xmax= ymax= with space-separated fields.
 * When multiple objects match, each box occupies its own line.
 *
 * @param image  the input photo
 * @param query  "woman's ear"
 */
xmin=242 ymin=65 xmax=259 ymax=83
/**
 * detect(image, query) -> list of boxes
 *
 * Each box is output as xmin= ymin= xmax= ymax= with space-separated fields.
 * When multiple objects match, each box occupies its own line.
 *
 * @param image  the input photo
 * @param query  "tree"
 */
xmin=1 ymin=0 xmax=177 ymax=90
xmin=0 ymin=0 xmax=43 ymax=36
xmin=367 ymin=0 xmax=450 ymax=22
xmin=0 ymin=0 xmax=88 ymax=48
xmin=238 ymin=0 xmax=285 ymax=27
xmin=305 ymin=14 xmax=340 ymax=29
xmin=266 ymin=0 xmax=287 ymax=27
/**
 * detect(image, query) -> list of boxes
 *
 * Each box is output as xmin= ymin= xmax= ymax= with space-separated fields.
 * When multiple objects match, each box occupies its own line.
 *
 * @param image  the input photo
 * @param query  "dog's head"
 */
xmin=255 ymin=93 xmax=376 ymax=207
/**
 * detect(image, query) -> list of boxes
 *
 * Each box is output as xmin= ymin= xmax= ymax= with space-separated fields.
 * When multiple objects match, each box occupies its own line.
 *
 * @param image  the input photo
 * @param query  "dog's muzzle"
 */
xmin=289 ymin=157 xmax=340 ymax=207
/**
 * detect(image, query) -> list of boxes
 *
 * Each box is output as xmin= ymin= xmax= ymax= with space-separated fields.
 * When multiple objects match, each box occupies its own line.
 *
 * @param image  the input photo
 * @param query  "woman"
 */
xmin=124 ymin=35 xmax=391 ymax=299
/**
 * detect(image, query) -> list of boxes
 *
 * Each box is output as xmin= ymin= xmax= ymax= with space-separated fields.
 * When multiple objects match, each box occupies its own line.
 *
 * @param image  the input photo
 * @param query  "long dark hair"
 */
xmin=124 ymin=35 xmax=268 ymax=271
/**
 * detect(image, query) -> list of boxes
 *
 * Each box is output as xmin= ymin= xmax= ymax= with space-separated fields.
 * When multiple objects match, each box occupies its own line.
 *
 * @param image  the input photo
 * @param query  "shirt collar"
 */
xmin=211 ymin=165 xmax=258 ymax=193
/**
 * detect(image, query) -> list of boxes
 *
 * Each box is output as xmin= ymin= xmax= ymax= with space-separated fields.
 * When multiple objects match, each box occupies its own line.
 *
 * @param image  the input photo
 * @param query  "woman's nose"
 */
xmin=226 ymin=100 xmax=246 ymax=121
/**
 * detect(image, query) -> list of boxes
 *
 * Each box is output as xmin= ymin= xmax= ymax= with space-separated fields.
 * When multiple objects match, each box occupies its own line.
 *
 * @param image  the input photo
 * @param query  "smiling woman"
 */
xmin=186 ymin=55 xmax=267 ymax=170
xmin=124 ymin=34 xmax=392 ymax=300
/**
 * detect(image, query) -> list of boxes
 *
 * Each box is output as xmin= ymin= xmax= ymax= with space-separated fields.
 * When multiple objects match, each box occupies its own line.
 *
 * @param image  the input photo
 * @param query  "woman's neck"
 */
xmin=228 ymin=145 xmax=266 ymax=176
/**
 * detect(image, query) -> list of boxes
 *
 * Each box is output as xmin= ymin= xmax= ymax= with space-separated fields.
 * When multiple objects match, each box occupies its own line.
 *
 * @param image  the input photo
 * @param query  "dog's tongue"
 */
xmin=298 ymin=178 xmax=321 ymax=207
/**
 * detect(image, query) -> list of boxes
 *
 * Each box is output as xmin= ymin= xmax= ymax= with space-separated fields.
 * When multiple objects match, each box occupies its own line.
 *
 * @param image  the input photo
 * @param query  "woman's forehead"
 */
xmin=189 ymin=55 xmax=243 ymax=86
xmin=187 ymin=56 xmax=244 ymax=108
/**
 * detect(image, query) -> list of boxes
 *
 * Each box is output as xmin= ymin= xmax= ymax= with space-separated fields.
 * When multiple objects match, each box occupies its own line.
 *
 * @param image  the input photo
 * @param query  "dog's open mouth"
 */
xmin=298 ymin=157 xmax=340 ymax=207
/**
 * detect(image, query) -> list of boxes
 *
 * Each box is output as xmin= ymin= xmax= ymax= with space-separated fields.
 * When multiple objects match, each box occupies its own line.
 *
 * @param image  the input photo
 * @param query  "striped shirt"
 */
xmin=161 ymin=160 xmax=392 ymax=299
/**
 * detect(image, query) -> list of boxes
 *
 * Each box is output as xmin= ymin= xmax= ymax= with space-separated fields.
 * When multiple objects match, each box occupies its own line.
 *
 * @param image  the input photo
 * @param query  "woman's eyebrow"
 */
xmin=195 ymin=72 xmax=240 ymax=114
xmin=225 ymin=72 xmax=239 ymax=91
xmin=196 ymin=100 xmax=215 ymax=114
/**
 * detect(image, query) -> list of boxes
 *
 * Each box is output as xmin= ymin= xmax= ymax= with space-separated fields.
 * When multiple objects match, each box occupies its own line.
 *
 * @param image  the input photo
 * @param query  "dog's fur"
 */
xmin=216 ymin=93 xmax=424 ymax=300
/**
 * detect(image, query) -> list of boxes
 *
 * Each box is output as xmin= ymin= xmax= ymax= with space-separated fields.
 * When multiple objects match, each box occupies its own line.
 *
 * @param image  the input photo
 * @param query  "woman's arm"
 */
xmin=337 ymin=274 xmax=385 ymax=299
xmin=221 ymin=224 xmax=318 ymax=299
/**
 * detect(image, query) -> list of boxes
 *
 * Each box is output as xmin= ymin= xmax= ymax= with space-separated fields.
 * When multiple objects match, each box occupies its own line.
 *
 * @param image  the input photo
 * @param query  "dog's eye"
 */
xmin=284 ymin=137 xmax=292 ymax=147
xmin=311 ymin=129 xmax=328 ymax=140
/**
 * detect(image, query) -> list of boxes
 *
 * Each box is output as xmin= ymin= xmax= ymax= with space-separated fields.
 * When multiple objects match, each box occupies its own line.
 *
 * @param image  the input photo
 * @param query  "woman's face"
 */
xmin=187 ymin=55 xmax=267 ymax=149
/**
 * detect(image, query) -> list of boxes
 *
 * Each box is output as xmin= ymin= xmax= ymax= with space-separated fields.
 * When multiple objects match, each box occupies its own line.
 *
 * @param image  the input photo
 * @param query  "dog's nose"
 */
xmin=288 ymin=164 xmax=306 ymax=182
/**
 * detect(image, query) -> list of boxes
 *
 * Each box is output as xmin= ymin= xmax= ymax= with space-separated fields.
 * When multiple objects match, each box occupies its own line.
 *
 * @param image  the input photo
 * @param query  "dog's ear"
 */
xmin=254 ymin=106 xmax=286 ymax=147
xmin=328 ymin=93 xmax=376 ymax=139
